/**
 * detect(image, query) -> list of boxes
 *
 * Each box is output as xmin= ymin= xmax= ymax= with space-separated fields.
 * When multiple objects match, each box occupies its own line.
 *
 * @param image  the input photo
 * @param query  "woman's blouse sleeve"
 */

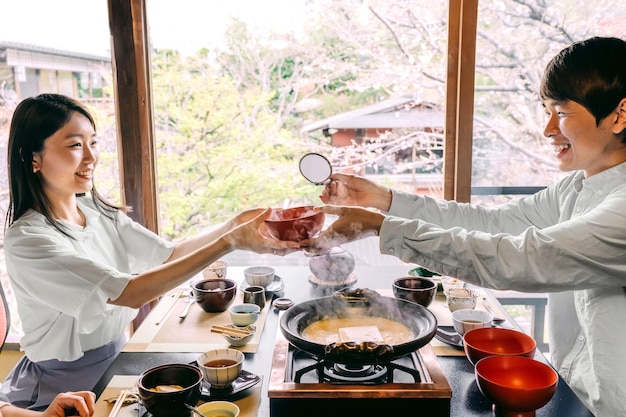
xmin=4 ymin=205 xmax=174 ymax=326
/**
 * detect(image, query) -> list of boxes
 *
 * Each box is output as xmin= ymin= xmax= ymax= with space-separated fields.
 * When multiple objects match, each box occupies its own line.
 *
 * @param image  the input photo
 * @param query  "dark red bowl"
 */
xmin=264 ymin=206 xmax=325 ymax=242
xmin=392 ymin=277 xmax=437 ymax=307
xmin=475 ymin=355 xmax=558 ymax=416
xmin=192 ymin=278 xmax=237 ymax=313
xmin=463 ymin=327 xmax=536 ymax=365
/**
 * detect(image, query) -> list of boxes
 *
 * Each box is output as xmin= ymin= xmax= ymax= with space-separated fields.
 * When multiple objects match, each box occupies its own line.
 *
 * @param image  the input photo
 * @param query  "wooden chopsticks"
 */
xmin=107 ymin=389 xmax=131 ymax=417
xmin=210 ymin=325 xmax=252 ymax=337
xmin=154 ymin=288 xmax=186 ymax=325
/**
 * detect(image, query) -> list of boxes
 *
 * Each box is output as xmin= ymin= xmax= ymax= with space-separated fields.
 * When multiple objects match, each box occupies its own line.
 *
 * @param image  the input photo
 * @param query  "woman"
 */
xmin=305 ymin=37 xmax=626 ymax=416
xmin=1 ymin=94 xmax=298 ymax=410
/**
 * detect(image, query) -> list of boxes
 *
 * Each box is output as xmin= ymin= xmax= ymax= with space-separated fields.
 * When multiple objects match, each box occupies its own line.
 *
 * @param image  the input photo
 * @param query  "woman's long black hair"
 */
xmin=5 ymin=94 xmax=125 ymax=237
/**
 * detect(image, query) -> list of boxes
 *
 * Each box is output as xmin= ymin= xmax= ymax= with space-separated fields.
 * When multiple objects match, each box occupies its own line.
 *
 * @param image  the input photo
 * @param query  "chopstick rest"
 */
xmin=107 ymin=389 xmax=132 ymax=417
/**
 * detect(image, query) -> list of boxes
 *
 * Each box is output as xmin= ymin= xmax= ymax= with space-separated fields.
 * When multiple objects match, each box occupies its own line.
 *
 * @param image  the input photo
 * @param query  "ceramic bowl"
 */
xmin=243 ymin=266 xmax=275 ymax=287
xmin=202 ymin=260 xmax=228 ymax=279
xmin=264 ymin=206 xmax=325 ymax=242
xmin=452 ymin=308 xmax=492 ymax=335
xmin=475 ymin=355 xmax=558 ymax=417
xmin=392 ymin=277 xmax=437 ymax=307
xmin=137 ymin=363 xmax=203 ymax=417
xmin=441 ymin=276 xmax=464 ymax=292
xmin=218 ymin=324 xmax=256 ymax=347
xmin=229 ymin=303 xmax=261 ymax=327
xmin=197 ymin=348 xmax=244 ymax=389
xmin=444 ymin=287 xmax=478 ymax=312
xmin=192 ymin=278 xmax=237 ymax=313
xmin=463 ymin=327 xmax=537 ymax=365
xmin=197 ymin=400 xmax=240 ymax=417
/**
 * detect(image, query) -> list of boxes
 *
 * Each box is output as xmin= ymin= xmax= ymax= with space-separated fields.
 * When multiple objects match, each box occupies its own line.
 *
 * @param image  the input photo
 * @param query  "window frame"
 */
xmin=106 ymin=0 xmax=479 ymax=232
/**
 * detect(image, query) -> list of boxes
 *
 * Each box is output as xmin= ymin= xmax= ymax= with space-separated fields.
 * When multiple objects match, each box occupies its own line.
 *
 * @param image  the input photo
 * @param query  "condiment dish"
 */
xmin=444 ymin=287 xmax=479 ymax=312
xmin=229 ymin=303 xmax=261 ymax=327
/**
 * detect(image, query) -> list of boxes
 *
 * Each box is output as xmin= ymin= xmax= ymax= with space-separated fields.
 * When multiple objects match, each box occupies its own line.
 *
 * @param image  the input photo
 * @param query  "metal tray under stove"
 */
xmin=268 ymin=327 xmax=452 ymax=417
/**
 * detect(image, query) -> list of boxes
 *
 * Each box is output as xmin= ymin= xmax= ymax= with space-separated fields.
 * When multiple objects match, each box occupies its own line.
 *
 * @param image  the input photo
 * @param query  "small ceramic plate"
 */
xmin=434 ymin=325 xmax=464 ymax=348
xmin=239 ymin=275 xmax=284 ymax=294
xmin=193 ymin=367 xmax=261 ymax=399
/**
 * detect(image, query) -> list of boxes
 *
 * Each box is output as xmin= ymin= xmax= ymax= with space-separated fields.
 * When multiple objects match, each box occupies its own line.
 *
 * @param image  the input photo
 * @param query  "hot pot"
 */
xmin=280 ymin=288 xmax=437 ymax=364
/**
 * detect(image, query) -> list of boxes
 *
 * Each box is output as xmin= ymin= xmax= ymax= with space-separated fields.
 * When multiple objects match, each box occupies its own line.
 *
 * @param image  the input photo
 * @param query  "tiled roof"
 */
xmin=0 ymin=41 xmax=110 ymax=62
xmin=300 ymin=95 xmax=443 ymax=134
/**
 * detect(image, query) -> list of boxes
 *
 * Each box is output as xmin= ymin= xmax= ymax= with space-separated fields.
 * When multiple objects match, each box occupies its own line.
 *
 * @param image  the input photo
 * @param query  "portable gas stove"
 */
xmin=268 ymin=325 xmax=452 ymax=417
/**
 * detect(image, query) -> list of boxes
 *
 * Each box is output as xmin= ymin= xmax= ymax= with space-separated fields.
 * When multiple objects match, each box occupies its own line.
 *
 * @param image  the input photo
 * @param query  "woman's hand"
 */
xmin=300 ymin=205 xmax=385 ymax=254
xmin=41 ymin=391 xmax=95 ymax=417
xmin=320 ymin=173 xmax=392 ymax=211
xmin=224 ymin=208 xmax=300 ymax=256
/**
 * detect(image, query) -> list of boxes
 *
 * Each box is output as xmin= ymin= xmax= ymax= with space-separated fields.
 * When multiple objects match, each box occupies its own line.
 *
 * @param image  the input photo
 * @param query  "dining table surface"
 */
xmin=92 ymin=262 xmax=595 ymax=417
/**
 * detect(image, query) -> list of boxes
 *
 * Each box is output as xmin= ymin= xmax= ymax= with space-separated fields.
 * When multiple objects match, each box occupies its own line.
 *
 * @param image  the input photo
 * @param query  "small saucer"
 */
xmin=240 ymin=275 xmax=284 ymax=294
xmin=434 ymin=325 xmax=464 ymax=348
xmin=308 ymin=273 xmax=357 ymax=289
xmin=200 ymin=369 xmax=261 ymax=399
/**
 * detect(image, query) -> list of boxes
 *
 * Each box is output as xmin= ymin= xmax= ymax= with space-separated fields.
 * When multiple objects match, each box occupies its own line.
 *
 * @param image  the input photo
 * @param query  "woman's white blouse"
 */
xmin=379 ymin=162 xmax=626 ymax=417
xmin=4 ymin=198 xmax=174 ymax=362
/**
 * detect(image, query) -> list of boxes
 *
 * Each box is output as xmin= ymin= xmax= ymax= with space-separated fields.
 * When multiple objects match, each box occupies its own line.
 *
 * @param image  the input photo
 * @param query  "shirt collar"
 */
xmin=580 ymin=161 xmax=626 ymax=193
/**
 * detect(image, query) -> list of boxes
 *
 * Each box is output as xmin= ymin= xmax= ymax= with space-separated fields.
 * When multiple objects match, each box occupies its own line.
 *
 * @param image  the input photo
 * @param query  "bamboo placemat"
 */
xmin=123 ymin=289 xmax=270 ymax=353
xmin=95 ymin=374 xmax=262 ymax=417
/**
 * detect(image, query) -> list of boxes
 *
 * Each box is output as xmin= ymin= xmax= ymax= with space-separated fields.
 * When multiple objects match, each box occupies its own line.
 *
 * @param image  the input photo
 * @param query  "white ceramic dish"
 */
xmin=243 ymin=266 xmax=275 ymax=287
xmin=240 ymin=274 xmax=284 ymax=293
xmin=452 ymin=308 xmax=492 ymax=335
xmin=197 ymin=349 xmax=244 ymax=389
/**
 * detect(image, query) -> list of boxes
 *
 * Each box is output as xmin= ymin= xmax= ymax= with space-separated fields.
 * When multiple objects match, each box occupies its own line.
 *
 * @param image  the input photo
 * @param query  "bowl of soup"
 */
xmin=137 ymin=363 xmax=203 ymax=417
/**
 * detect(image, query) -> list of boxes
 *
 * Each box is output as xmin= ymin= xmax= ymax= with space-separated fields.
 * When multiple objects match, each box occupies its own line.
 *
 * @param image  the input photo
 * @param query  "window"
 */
xmin=471 ymin=0 xmax=624 ymax=205
xmin=145 ymin=0 xmax=449 ymax=244
xmin=0 ymin=0 xmax=115 ymax=341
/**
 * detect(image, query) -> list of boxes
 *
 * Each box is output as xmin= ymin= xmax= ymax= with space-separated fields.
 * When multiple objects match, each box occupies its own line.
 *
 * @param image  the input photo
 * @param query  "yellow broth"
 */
xmin=301 ymin=317 xmax=414 ymax=345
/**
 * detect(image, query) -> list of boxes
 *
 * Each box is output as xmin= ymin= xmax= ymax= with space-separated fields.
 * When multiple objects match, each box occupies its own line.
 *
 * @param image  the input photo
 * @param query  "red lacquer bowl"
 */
xmin=463 ymin=327 xmax=536 ymax=365
xmin=264 ymin=206 xmax=325 ymax=242
xmin=475 ymin=355 xmax=558 ymax=417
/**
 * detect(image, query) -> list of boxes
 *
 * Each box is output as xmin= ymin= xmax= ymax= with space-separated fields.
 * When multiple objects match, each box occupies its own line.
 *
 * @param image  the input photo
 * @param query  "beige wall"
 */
xmin=0 ymin=348 xmax=22 ymax=380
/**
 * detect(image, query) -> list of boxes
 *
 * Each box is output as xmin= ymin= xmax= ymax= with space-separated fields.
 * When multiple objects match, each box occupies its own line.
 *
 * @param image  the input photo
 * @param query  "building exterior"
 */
xmin=0 ymin=41 xmax=111 ymax=102
xmin=300 ymin=95 xmax=445 ymax=195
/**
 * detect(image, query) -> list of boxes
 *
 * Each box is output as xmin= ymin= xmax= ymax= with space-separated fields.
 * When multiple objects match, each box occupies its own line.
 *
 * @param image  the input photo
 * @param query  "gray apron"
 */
xmin=0 ymin=335 xmax=125 ymax=410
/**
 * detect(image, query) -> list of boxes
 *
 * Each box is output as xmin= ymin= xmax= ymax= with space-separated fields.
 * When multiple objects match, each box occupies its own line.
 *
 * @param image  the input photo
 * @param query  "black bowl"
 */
xmin=392 ymin=277 xmax=437 ymax=307
xmin=137 ymin=363 xmax=203 ymax=417
xmin=192 ymin=278 xmax=237 ymax=313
